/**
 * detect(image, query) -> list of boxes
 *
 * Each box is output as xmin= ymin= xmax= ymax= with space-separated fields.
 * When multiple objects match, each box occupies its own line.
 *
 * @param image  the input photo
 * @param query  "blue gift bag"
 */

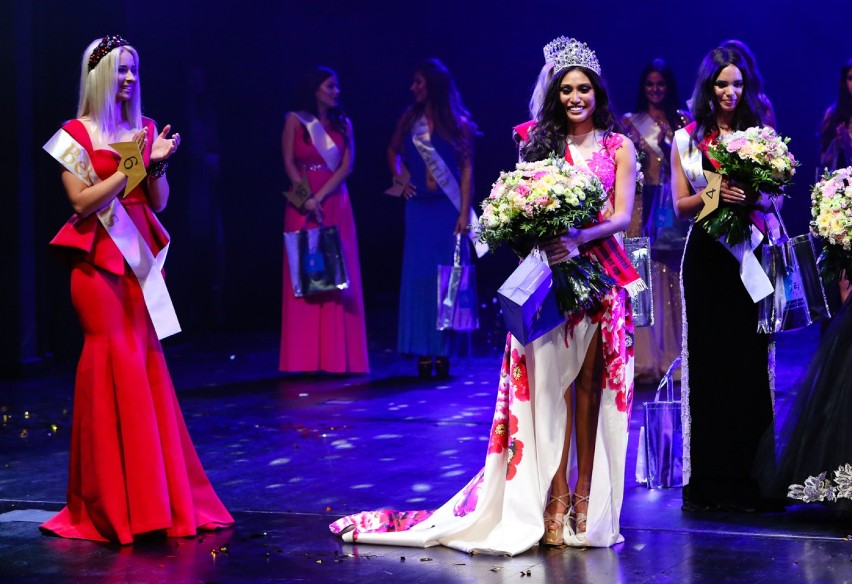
xmin=497 ymin=251 xmax=567 ymax=346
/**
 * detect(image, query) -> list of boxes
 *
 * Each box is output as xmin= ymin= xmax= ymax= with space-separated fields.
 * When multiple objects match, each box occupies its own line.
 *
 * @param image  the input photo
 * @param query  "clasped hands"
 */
xmin=300 ymin=194 xmax=325 ymax=223
xmin=719 ymin=177 xmax=771 ymax=211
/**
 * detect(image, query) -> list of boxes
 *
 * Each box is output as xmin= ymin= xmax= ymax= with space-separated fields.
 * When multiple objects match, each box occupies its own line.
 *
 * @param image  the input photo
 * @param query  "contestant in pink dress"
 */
xmin=280 ymin=67 xmax=369 ymax=374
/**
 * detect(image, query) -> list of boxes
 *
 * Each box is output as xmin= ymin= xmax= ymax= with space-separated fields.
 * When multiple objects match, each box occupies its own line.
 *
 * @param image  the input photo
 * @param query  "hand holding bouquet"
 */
xmin=700 ymin=126 xmax=798 ymax=245
xmin=479 ymin=157 xmax=615 ymax=314
xmin=810 ymin=166 xmax=852 ymax=281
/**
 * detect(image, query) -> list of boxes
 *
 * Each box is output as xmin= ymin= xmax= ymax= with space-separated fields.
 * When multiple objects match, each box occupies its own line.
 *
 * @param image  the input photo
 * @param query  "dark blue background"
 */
xmin=5 ymin=0 xmax=849 ymax=370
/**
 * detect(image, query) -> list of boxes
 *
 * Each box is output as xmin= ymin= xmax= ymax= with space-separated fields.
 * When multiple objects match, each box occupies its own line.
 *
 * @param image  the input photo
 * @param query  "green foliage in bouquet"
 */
xmin=551 ymin=255 xmax=617 ymax=314
xmin=697 ymin=206 xmax=754 ymax=247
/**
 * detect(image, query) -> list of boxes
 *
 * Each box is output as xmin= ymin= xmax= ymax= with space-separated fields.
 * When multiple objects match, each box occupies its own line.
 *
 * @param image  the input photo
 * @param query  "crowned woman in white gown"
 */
xmin=330 ymin=37 xmax=638 ymax=554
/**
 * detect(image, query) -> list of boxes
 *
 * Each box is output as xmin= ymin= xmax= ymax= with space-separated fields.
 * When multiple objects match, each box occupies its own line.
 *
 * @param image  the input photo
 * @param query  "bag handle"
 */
xmin=653 ymin=356 xmax=681 ymax=403
xmin=452 ymin=233 xmax=462 ymax=267
xmin=452 ymin=233 xmax=474 ymax=268
xmin=765 ymin=197 xmax=789 ymax=246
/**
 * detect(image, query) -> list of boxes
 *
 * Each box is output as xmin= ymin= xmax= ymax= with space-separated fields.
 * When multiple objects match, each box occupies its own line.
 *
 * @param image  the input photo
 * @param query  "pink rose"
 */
xmin=726 ymin=137 xmax=747 ymax=152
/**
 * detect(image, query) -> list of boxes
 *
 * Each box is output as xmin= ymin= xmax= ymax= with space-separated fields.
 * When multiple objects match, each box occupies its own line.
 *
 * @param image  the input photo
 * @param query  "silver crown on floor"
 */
xmin=543 ymin=36 xmax=601 ymax=76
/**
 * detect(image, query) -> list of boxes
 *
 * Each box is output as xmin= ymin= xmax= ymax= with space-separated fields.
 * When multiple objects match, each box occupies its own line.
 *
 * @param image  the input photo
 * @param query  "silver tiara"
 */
xmin=543 ymin=36 xmax=601 ymax=76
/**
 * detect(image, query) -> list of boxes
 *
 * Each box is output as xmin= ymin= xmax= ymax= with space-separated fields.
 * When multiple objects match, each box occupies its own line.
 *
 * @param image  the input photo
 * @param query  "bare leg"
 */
xmin=572 ymin=329 xmax=605 ymax=532
xmin=543 ymin=378 xmax=573 ymax=543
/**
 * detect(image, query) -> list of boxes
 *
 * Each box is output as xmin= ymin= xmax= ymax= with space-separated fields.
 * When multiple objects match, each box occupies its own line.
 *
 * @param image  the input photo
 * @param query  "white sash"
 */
xmin=292 ymin=111 xmax=342 ymax=171
xmin=410 ymin=116 xmax=488 ymax=257
xmin=44 ymin=128 xmax=181 ymax=339
xmin=627 ymin=113 xmax=665 ymax=161
xmin=674 ymin=128 xmax=772 ymax=302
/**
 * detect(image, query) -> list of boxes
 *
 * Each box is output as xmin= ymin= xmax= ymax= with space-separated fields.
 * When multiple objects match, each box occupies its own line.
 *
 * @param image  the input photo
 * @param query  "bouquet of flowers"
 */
xmin=810 ymin=166 xmax=852 ymax=281
xmin=478 ymin=157 xmax=614 ymax=314
xmin=701 ymin=126 xmax=798 ymax=245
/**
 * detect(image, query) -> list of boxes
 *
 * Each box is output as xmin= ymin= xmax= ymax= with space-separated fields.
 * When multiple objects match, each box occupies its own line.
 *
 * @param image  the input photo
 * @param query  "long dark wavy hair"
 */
xmin=522 ymin=66 xmax=619 ymax=162
xmin=400 ymin=58 xmax=477 ymax=160
xmin=634 ymin=59 xmax=682 ymax=129
xmin=689 ymin=47 xmax=767 ymax=144
xmin=295 ymin=66 xmax=348 ymax=143
xmin=819 ymin=58 xmax=852 ymax=153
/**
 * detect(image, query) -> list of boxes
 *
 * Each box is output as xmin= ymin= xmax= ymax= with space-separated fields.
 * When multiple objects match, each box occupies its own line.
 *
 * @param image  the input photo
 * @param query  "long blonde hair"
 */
xmin=528 ymin=62 xmax=554 ymax=119
xmin=77 ymin=39 xmax=142 ymax=140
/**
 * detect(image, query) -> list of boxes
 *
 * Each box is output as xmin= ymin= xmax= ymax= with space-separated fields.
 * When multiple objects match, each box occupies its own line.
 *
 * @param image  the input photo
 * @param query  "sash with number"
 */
xmin=410 ymin=116 xmax=488 ymax=257
xmin=43 ymin=128 xmax=181 ymax=339
xmin=292 ymin=111 xmax=342 ymax=171
xmin=674 ymin=128 xmax=773 ymax=302
xmin=564 ymin=139 xmax=645 ymax=296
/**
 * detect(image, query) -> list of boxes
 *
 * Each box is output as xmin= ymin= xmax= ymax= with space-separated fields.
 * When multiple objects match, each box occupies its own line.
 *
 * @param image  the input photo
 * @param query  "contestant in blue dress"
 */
xmin=388 ymin=58 xmax=478 ymax=378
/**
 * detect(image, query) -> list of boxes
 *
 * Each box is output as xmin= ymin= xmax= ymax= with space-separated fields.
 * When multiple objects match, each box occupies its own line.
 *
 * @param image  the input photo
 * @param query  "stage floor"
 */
xmin=1 ymin=326 xmax=850 ymax=583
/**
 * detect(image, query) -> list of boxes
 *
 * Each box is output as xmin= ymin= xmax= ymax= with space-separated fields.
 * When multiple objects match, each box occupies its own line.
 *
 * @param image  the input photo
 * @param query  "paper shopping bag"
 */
xmin=497 ymin=251 xmax=566 ymax=346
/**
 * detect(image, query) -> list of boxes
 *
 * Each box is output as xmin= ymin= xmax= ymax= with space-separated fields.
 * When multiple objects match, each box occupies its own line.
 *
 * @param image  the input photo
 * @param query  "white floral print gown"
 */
xmin=329 ymin=134 xmax=635 ymax=554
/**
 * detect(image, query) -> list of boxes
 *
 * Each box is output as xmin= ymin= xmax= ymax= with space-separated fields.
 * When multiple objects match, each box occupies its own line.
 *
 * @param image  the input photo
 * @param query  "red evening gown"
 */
xmin=40 ymin=118 xmax=234 ymax=545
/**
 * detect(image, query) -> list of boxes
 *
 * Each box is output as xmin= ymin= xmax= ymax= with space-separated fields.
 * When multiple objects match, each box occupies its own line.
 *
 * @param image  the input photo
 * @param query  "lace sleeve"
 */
xmin=603 ymin=132 xmax=626 ymax=158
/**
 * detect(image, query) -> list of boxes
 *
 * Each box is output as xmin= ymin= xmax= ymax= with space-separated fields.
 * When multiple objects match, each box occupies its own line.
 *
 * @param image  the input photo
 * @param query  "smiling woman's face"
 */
xmin=713 ymin=64 xmax=743 ymax=114
xmin=115 ymin=49 xmax=137 ymax=103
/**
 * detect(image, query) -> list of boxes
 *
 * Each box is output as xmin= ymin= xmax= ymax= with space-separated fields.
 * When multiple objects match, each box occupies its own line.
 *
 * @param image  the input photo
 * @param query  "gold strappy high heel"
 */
xmin=571 ymin=493 xmax=590 ymax=536
xmin=542 ymin=493 xmax=570 ymax=546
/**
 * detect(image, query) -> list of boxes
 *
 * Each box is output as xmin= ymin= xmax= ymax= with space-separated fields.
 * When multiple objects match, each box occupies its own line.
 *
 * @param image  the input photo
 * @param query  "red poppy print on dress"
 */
xmin=510 ymin=348 xmax=530 ymax=402
xmin=487 ymin=338 xmax=513 ymax=454
xmin=599 ymin=288 xmax=634 ymax=412
xmin=505 ymin=414 xmax=525 ymax=480
xmin=616 ymin=382 xmax=634 ymax=415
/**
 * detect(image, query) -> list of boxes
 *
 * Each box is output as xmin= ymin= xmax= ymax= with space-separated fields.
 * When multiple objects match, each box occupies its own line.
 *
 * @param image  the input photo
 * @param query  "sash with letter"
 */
xmin=410 ymin=116 xmax=488 ymax=257
xmin=44 ymin=128 xmax=181 ymax=339
xmin=674 ymin=128 xmax=773 ymax=302
xmin=292 ymin=111 xmax=342 ymax=172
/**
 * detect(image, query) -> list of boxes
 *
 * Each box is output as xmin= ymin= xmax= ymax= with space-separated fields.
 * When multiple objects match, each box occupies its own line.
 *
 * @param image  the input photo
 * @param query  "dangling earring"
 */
xmin=708 ymin=99 xmax=715 ymax=114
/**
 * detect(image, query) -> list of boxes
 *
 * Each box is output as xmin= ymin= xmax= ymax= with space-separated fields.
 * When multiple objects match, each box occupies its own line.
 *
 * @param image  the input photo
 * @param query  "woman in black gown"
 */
xmin=670 ymin=46 xmax=779 ymax=512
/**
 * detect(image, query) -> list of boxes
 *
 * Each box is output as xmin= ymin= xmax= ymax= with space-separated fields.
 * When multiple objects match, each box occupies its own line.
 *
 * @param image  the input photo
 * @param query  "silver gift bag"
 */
xmin=757 ymin=232 xmax=831 ymax=334
xmin=757 ymin=200 xmax=831 ymax=334
xmin=437 ymin=234 xmax=479 ymax=332
xmin=624 ymin=236 xmax=654 ymax=327
xmin=636 ymin=357 xmax=683 ymax=489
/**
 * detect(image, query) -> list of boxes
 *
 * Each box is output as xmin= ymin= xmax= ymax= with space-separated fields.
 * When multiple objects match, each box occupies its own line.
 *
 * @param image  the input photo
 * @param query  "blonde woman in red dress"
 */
xmin=40 ymin=35 xmax=233 ymax=544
